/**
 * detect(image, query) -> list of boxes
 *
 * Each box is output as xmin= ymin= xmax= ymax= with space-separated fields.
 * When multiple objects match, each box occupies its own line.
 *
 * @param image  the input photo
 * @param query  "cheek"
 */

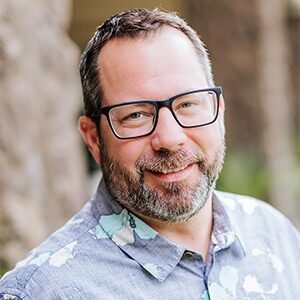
xmin=116 ymin=143 xmax=141 ymax=165
xmin=101 ymin=125 xmax=149 ymax=169
xmin=189 ymin=124 xmax=224 ymax=155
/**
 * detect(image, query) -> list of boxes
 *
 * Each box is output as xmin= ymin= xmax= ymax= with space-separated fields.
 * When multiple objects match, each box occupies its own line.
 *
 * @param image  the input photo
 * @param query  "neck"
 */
xmin=136 ymin=197 xmax=213 ymax=261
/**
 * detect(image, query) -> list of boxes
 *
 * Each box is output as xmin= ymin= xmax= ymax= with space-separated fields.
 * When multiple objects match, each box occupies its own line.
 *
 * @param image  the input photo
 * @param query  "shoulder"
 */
xmin=216 ymin=190 xmax=294 ymax=222
xmin=0 ymin=201 xmax=105 ymax=299
xmin=215 ymin=190 xmax=300 ymax=249
xmin=215 ymin=191 xmax=300 ymax=293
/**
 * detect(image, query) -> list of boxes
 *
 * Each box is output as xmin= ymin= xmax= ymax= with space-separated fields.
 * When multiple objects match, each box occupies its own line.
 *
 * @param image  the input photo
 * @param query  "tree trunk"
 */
xmin=258 ymin=0 xmax=299 ymax=223
xmin=0 ymin=0 xmax=87 ymax=268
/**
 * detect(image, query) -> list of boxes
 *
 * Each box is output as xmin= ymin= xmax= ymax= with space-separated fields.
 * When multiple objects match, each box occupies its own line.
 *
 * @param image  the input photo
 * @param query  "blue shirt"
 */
xmin=1 ymin=179 xmax=300 ymax=299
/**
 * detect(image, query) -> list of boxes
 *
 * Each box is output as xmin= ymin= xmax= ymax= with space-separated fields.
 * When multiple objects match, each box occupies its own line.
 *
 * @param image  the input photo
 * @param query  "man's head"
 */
xmin=79 ymin=8 xmax=225 ymax=223
xmin=80 ymin=8 xmax=215 ymax=117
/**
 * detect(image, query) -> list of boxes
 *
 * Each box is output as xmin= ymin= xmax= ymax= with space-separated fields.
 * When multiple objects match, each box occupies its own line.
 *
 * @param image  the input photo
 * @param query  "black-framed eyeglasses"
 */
xmin=90 ymin=87 xmax=222 ymax=140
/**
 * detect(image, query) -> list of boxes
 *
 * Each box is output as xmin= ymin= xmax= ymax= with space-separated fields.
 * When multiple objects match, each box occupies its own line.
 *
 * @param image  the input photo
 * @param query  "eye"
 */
xmin=175 ymin=100 xmax=200 ymax=111
xmin=109 ymin=103 xmax=156 ymax=128
xmin=123 ymin=111 xmax=147 ymax=121
xmin=128 ymin=112 xmax=142 ymax=119
xmin=179 ymin=101 xmax=194 ymax=108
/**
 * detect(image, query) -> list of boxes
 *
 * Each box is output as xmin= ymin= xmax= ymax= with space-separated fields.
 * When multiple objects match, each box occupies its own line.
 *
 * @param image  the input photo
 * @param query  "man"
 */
xmin=1 ymin=8 xmax=299 ymax=299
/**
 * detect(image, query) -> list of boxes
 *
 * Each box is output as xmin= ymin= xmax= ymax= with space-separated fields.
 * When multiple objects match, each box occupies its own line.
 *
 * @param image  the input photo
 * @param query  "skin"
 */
xmin=79 ymin=26 xmax=225 ymax=260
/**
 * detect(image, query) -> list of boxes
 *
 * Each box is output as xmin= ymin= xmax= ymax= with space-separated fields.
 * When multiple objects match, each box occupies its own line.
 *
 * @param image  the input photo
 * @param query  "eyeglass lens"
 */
xmin=109 ymin=90 xmax=218 ymax=138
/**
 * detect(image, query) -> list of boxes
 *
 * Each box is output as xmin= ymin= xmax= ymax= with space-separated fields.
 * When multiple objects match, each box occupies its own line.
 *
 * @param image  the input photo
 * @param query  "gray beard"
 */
xmin=100 ymin=142 xmax=225 ymax=223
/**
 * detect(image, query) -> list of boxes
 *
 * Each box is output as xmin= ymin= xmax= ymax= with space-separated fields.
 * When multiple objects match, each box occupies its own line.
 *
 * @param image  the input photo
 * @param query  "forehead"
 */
xmin=98 ymin=26 xmax=208 ymax=106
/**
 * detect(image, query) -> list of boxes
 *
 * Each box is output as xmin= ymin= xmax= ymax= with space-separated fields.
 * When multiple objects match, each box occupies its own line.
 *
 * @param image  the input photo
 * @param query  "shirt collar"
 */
xmin=212 ymin=192 xmax=247 ymax=256
xmin=91 ymin=179 xmax=185 ymax=282
xmin=91 ymin=179 xmax=246 ymax=281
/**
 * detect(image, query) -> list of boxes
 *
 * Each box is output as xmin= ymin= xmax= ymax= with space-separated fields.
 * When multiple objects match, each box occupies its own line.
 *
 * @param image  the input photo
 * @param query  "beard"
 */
xmin=99 ymin=140 xmax=225 ymax=223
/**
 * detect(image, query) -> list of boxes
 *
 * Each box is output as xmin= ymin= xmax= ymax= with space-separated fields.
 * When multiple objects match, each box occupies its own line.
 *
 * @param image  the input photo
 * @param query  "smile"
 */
xmin=147 ymin=164 xmax=196 ymax=183
xmin=159 ymin=165 xmax=191 ymax=174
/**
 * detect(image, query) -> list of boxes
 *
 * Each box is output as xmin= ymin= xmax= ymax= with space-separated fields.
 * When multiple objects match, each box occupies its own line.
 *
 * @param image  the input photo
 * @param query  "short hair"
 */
xmin=80 ymin=8 xmax=214 ymax=117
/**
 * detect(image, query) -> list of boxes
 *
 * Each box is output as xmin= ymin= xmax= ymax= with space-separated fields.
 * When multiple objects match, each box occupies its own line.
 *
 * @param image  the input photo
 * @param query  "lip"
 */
xmin=147 ymin=164 xmax=195 ymax=182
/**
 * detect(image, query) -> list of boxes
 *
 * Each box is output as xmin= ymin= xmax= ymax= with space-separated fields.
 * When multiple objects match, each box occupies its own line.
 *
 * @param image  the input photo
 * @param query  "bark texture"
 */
xmin=0 ymin=0 xmax=87 ymax=266
xmin=258 ymin=0 xmax=299 ymax=222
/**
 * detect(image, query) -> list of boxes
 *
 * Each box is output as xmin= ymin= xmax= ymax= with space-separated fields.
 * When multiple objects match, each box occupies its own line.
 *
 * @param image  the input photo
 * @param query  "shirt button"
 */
xmin=184 ymin=251 xmax=194 ymax=257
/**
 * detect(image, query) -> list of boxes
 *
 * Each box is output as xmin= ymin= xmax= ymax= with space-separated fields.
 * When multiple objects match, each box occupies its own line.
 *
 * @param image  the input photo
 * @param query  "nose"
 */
xmin=151 ymin=107 xmax=187 ymax=152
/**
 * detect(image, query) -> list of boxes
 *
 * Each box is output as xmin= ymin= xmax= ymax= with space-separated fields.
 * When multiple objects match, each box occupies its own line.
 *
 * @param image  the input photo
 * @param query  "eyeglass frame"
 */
xmin=89 ymin=86 xmax=223 ymax=140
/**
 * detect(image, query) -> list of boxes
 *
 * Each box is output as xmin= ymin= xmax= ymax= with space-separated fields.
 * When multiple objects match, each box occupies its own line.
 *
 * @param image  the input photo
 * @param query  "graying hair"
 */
xmin=79 ymin=8 xmax=214 ymax=117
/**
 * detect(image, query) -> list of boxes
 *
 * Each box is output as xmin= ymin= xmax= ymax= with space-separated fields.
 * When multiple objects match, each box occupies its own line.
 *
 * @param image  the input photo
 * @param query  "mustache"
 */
xmin=136 ymin=149 xmax=206 ymax=174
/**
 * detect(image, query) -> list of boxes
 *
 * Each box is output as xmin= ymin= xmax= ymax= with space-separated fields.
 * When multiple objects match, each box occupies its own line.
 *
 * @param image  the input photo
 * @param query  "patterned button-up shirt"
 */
xmin=1 ymin=179 xmax=300 ymax=299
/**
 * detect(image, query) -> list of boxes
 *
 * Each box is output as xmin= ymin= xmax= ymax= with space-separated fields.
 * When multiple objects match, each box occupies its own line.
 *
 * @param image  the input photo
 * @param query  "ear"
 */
xmin=219 ymin=95 xmax=225 ymax=114
xmin=218 ymin=95 xmax=226 ymax=133
xmin=218 ymin=95 xmax=225 ymax=121
xmin=78 ymin=116 xmax=101 ymax=165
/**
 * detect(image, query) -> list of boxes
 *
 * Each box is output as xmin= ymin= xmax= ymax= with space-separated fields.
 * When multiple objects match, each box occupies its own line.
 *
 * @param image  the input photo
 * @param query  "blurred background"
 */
xmin=1 ymin=0 xmax=299 ymax=276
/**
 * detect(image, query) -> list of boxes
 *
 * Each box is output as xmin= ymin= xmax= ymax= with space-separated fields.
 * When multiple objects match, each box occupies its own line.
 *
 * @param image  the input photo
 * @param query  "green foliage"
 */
xmin=294 ymin=135 xmax=300 ymax=164
xmin=0 ymin=257 xmax=10 ymax=278
xmin=217 ymin=150 xmax=268 ymax=201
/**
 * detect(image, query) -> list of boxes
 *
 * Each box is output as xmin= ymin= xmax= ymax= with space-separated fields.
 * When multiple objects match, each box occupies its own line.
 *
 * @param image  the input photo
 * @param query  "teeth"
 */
xmin=161 ymin=165 xmax=187 ymax=174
